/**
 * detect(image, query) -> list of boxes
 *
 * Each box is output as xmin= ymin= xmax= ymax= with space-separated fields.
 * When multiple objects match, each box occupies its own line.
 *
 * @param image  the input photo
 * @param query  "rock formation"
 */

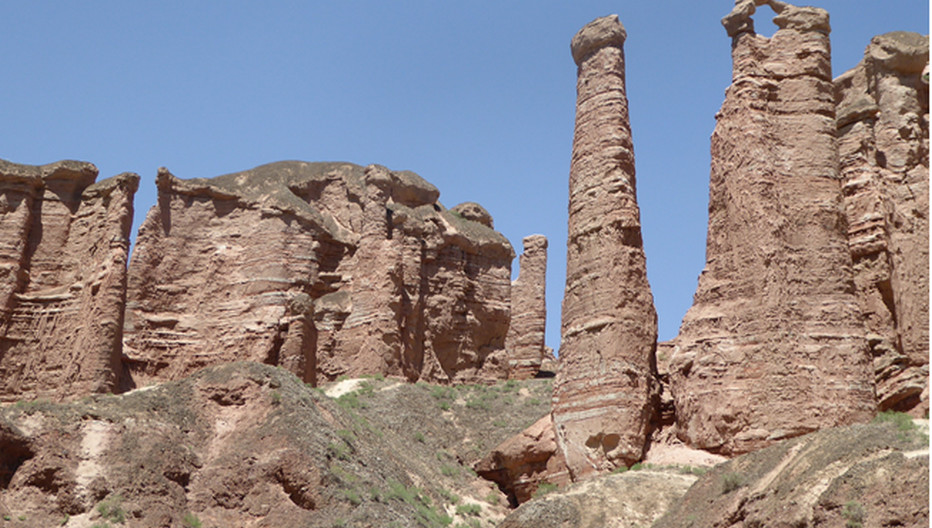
xmin=474 ymin=415 xmax=569 ymax=506
xmin=670 ymin=1 xmax=877 ymax=456
xmin=505 ymin=235 xmax=548 ymax=379
xmin=0 ymin=160 xmax=137 ymax=402
xmin=123 ymin=161 xmax=514 ymax=389
xmin=834 ymin=32 xmax=930 ymax=416
xmin=552 ymin=15 xmax=659 ymax=480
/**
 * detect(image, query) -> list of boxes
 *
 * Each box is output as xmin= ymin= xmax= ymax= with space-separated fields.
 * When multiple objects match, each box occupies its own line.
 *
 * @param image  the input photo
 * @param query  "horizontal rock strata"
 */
xmin=505 ymin=235 xmax=548 ymax=379
xmin=552 ymin=14 xmax=659 ymax=480
xmin=0 ymin=160 xmax=137 ymax=402
xmin=123 ymin=161 xmax=514 ymax=389
xmin=835 ymin=31 xmax=930 ymax=416
xmin=670 ymin=2 xmax=877 ymax=456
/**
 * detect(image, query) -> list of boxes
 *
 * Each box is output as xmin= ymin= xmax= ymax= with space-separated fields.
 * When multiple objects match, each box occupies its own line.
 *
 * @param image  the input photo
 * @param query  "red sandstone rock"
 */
xmin=552 ymin=15 xmax=659 ymax=480
xmin=0 ymin=160 xmax=137 ymax=402
xmin=506 ymin=235 xmax=548 ymax=380
xmin=123 ymin=161 xmax=513 ymax=389
xmin=670 ymin=2 xmax=877 ymax=456
xmin=835 ymin=32 xmax=929 ymax=416
xmin=474 ymin=415 xmax=570 ymax=505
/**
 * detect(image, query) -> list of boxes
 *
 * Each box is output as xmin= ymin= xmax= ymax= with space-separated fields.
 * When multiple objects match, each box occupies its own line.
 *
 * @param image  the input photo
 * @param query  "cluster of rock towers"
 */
xmin=477 ymin=0 xmax=927 ymax=502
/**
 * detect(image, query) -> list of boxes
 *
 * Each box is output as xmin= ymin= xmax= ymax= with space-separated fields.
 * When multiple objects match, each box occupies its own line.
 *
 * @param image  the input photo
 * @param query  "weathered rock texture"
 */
xmin=123 ymin=162 xmax=514 ymax=389
xmin=655 ymin=418 xmax=929 ymax=528
xmin=0 ymin=160 xmax=137 ymax=402
xmin=670 ymin=2 xmax=877 ymax=456
xmin=499 ymin=468 xmax=697 ymax=528
xmin=505 ymin=235 xmax=548 ymax=379
xmin=474 ymin=415 xmax=570 ymax=506
xmin=553 ymin=15 xmax=659 ymax=480
xmin=835 ymin=32 xmax=930 ymax=416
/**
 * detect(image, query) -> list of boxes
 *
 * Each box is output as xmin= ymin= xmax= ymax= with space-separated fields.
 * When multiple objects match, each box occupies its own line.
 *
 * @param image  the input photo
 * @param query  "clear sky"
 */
xmin=2 ymin=1 xmax=928 ymax=354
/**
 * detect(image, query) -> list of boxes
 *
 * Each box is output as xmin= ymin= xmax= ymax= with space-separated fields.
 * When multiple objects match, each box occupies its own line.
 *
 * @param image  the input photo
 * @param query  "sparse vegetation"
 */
xmin=484 ymin=491 xmax=500 ymax=505
xmin=440 ymin=464 xmax=460 ymax=477
xmin=612 ymin=465 xmax=629 ymax=474
xmin=439 ymin=488 xmax=461 ymax=504
xmin=270 ymin=390 xmax=282 ymax=404
xmin=721 ymin=472 xmax=744 ymax=494
xmin=455 ymin=503 xmax=482 ymax=516
xmin=182 ymin=513 xmax=203 ymax=528
xmin=96 ymin=495 xmax=126 ymax=524
xmin=843 ymin=500 xmax=865 ymax=528
xmin=415 ymin=431 xmax=427 ymax=443
xmin=533 ymin=482 xmax=558 ymax=498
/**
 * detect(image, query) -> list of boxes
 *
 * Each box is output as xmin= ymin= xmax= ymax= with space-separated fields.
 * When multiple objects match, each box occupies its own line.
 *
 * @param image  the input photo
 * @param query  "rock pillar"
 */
xmin=552 ymin=15 xmax=659 ymax=480
xmin=835 ymin=32 xmax=929 ymax=416
xmin=506 ymin=234 xmax=548 ymax=380
xmin=670 ymin=1 xmax=877 ymax=456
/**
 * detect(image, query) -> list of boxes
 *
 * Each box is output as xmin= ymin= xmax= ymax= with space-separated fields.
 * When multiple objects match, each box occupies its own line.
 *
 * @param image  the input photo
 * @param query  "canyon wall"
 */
xmin=670 ymin=1 xmax=878 ymax=456
xmin=0 ymin=160 xmax=137 ymax=402
xmin=552 ymin=15 xmax=659 ymax=480
xmin=122 ymin=161 xmax=514 ymax=389
xmin=835 ymin=31 xmax=930 ymax=416
xmin=505 ymin=235 xmax=548 ymax=379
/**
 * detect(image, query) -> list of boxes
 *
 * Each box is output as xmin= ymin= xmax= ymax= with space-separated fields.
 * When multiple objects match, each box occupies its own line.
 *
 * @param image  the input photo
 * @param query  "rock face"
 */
xmin=499 ymin=469 xmax=698 ymax=528
xmin=552 ymin=15 xmax=659 ymax=480
xmin=669 ymin=1 xmax=877 ymax=456
xmin=0 ymin=160 xmax=138 ymax=402
xmin=654 ymin=418 xmax=929 ymax=528
xmin=123 ymin=161 xmax=514 ymax=389
xmin=474 ymin=415 xmax=570 ymax=506
xmin=505 ymin=235 xmax=548 ymax=379
xmin=835 ymin=32 xmax=930 ymax=416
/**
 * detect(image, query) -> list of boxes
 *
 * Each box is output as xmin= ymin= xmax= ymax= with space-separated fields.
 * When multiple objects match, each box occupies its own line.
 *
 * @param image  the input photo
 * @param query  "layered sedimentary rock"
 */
xmin=670 ymin=1 xmax=877 ymax=456
xmin=834 ymin=32 xmax=930 ymax=416
xmin=505 ymin=235 xmax=548 ymax=379
xmin=123 ymin=161 xmax=513 ymax=389
xmin=552 ymin=15 xmax=659 ymax=480
xmin=0 ymin=160 xmax=137 ymax=402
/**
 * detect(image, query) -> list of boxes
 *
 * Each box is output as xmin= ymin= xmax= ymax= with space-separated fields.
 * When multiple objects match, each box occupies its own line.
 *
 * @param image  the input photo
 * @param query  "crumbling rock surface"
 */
xmin=654 ymin=419 xmax=929 ymax=528
xmin=123 ymin=161 xmax=514 ymax=389
xmin=499 ymin=468 xmax=697 ymax=528
xmin=669 ymin=3 xmax=877 ymax=456
xmin=473 ymin=414 xmax=569 ymax=506
xmin=552 ymin=14 xmax=659 ymax=481
xmin=835 ymin=31 xmax=929 ymax=416
xmin=0 ymin=160 xmax=137 ymax=402
xmin=506 ymin=235 xmax=548 ymax=379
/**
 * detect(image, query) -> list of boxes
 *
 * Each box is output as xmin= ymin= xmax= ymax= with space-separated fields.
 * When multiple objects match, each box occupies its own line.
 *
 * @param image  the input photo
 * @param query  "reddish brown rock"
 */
xmin=670 ymin=2 xmax=877 ymax=456
xmin=835 ymin=31 xmax=929 ymax=416
xmin=506 ymin=235 xmax=548 ymax=380
xmin=474 ymin=415 xmax=570 ymax=506
xmin=0 ymin=160 xmax=137 ymax=402
xmin=123 ymin=161 xmax=513 ymax=389
xmin=552 ymin=15 xmax=659 ymax=480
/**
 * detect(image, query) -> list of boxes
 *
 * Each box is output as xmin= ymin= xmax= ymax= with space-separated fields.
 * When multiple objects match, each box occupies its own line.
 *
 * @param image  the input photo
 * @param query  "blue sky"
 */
xmin=2 ymin=1 xmax=928 ymax=354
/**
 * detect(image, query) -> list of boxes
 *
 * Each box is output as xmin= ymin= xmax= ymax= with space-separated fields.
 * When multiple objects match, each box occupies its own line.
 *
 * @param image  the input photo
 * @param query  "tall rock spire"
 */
xmin=670 ymin=1 xmax=877 ymax=456
xmin=552 ymin=14 xmax=659 ymax=480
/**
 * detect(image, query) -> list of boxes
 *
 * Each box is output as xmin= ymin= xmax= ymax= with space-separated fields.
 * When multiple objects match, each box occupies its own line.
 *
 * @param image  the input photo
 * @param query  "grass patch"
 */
xmin=440 ymin=464 xmax=460 ymax=477
xmin=843 ymin=500 xmax=865 ymax=528
xmin=96 ymin=495 xmax=126 ymax=524
xmin=455 ymin=503 xmax=482 ymax=516
xmin=415 ymin=431 xmax=427 ymax=443
xmin=182 ymin=513 xmax=203 ymax=528
xmin=532 ymin=482 xmax=558 ymax=498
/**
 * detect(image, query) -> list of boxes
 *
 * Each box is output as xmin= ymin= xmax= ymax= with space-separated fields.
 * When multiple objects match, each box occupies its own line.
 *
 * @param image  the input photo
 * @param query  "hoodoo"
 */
xmin=506 ymin=235 xmax=548 ymax=379
xmin=670 ymin=0 xmax=877 ymax=456
xmin=552 ymin=14 xmax=659 ymax=479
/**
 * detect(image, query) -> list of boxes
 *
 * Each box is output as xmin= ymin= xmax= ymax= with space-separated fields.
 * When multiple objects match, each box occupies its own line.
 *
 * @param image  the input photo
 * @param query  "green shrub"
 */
xmin=612 ymin=465 xmax=629 ymax=474
xmin=721 ymin=472 xmax=743 ymax=494
xmin=340 ymin=488 xmax=363 ymax=505
xmin=414 ymin=432 xmax=427 ymax=443
xmin=843 ymin=500 xmax=865 ymax=528
xmin=96 ymin=495 xmax=126 ymax=524
xmin=439 ymin=488 xmax=461 ymax=505
xmin=440 ymin=464 xmax=460 ymax=477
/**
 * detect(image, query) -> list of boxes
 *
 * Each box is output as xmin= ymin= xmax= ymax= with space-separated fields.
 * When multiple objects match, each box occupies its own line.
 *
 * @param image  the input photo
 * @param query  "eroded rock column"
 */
xmin=671 ymin=1 xmax=876 ymax=456
xmin=552 ymin=15 xmax=659 ymax=479
xmin=506 ymin=234 xmax=548 ymax=380
xmin=835 ymin=32 xmax=929 ymax=416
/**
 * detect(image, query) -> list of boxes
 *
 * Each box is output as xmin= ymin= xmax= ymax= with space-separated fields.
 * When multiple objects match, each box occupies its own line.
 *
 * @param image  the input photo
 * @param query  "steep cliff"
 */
xmin=0 ymin=160 xmax=137 ymax=402
xmin=835 ymin=31 xmax=930 ymax=416
xmin=670 ymin=1 xmax=877 ymax=456
xmin=123 ymin=161 xmax=514 ymax=389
